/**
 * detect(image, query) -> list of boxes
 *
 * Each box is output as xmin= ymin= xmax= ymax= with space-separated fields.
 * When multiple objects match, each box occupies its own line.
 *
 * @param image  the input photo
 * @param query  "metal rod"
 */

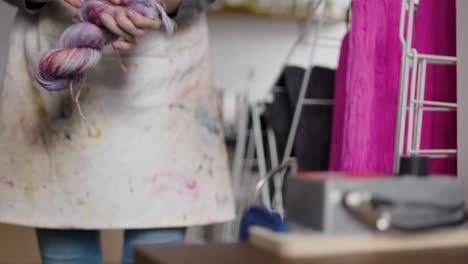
xmin=267 ymin=127 xmax=280 ymax=172
xmin=394 ymin=57 xmax=411 ymax=173
xmin=302 ymin=0 xmax=328 ymax=35
xmin=415 ymin=53 xmax=457 ymax=64
xmin=418 ymin=154 xmax=457 ymax=158
xmin=266 ymin=127 xmax=283 ymax=216
xmin=405 ymin=0 xmax=416 ymax=56
xmin=283 ymin=0 xmax=327 ymax=163
xmin=416 ymin=107 xmax=457 ymax=112
xmin=394 ymin=0 xmax=412 ymax=173
xmin=317 ymin=36 xmax=343 ymax=42
xmin=414 ymin=59 xmax=427 ymax=152
xmin=274 ymin=2 xmax=325 ymax=82
xmin=251 ymin=104 xmax=271 ymax=209
xmin=411 ymin=100 xmax=458 ymax=108
xmin=303 ymin=98 xmax=334 ymax=105
xmin=244 ymin=130 xmax=256 ymax=173
xmin=410 ymin=149 xmax=457 ymax=154
xmin=404 ymin=106 xmax=456 ymax=111
xmin=399 ymin=0 xmax=408 ymax=47
xmin=232 ymin=95 xmax=249 ymax=195
xmin=224 ymin=128 xmax=256 ymax=241
xmin=404 ymin=53 xmax=457 ymax=65
xmin=406 ymin=50 xmax=419 ymax=155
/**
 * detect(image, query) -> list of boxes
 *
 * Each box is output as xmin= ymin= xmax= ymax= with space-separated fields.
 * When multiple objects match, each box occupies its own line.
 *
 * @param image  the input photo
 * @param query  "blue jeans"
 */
xmin=36 ymin=228 xmax=186 ymax=264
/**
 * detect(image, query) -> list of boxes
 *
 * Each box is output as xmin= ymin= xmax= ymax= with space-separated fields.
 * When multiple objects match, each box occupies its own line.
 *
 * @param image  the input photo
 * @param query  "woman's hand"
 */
xmin=64 ymin=0 xmax=82 ymax=8
xmin=100 ymin=8 xmax=162 ymax=51
xmin=62 ymin=0 xmax=124 ymax=10
xmin=61 ymin=0 xmax=164 ymax=50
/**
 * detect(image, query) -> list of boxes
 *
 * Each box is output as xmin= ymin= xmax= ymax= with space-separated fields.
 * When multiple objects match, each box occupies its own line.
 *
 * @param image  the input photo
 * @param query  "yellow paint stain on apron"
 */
xmin=90 ymin=127 xmax=102 ymax=139
xmin=36 ymin=105 xmax=48 ymax=120
xmin=74 ymin=199 xmax=87 ymax=207
xmin=66 ymin=142 xmax=85 ymax=151
xmin=83 ymin=87 xmax=91 ymax=94
xmin=24 ymin=177 xmax=37 ymax=196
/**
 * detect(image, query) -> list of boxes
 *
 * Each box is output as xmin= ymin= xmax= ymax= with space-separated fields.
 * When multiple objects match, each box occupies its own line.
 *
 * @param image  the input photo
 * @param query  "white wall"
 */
xmin=208 ymin=14 xmax=346 ymax=102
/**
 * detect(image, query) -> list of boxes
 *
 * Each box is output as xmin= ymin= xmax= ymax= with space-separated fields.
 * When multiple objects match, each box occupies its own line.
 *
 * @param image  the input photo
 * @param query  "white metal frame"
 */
xmin=393 ymin=0 xmax=458 ymax=173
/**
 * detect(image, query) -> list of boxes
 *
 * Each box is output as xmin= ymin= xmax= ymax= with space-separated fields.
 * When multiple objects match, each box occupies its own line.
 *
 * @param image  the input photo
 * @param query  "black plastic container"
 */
xmin=398 ymin=156 xmax=429 ymax=177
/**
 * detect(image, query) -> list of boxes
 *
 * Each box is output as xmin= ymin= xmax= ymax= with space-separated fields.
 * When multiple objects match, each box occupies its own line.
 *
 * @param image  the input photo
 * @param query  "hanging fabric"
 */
xmin=265 ymin=66 xmax=335 ymax=171
xmin=330 ymin=0 xmax=456 ymax=175
xmin=329 ymin=0 xmax=403 ymax=174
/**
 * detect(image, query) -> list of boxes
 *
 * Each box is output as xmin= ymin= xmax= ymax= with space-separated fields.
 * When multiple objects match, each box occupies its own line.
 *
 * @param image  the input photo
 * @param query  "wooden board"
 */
xmin=135 ymin=242 xmax=468 ymax=264
xmin=249 ymin=226 xmax=468 ymax=259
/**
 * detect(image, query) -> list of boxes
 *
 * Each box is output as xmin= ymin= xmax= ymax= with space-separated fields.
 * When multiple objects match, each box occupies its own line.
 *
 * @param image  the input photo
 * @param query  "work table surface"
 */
xmin=134 ymin=242 xmax=468 ymax=264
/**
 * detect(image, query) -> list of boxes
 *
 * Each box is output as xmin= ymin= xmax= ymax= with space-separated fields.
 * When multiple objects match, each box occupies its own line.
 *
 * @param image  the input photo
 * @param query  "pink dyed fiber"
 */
xmin=34 ymin=0 xmax=174 ymax=92
xmin=330 ymin=0 xmax=456 ymax=175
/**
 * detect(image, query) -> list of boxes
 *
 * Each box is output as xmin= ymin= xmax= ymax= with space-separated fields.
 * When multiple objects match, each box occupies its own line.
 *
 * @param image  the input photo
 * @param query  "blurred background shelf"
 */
xmin=209 ymin=6 xmax=311 ymax=20
xmin=209 ymin=0 xmax=350 ymax=21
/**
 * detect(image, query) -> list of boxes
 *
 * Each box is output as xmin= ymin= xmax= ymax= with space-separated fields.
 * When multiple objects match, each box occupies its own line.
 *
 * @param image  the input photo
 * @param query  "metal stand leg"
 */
xmin=394 ymin=0 xmax=417 ymax=173
xmin=232 ymin=95 xmax=249 ymax=193
xmin=266 ymin=127 xmax=284 ymax=216
xmin=407 ymin=50 xmax=419 ymax=155
xmin=222 ymin=95 xmax=249 ymax=241
xmin=282 ymin=0 xmax=327 ymax=163
xmin=251 ymin=103 xmax=271 ymax=209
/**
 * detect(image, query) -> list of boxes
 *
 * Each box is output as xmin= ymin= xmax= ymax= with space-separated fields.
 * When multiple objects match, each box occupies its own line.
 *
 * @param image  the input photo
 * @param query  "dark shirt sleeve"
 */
xmin=170 ymin=0 xmax=214 ymax=24
xmin=3 ymin=0 xmax=213 ymax=21
xmin=3 ymin=0 xmax=46 ymax=14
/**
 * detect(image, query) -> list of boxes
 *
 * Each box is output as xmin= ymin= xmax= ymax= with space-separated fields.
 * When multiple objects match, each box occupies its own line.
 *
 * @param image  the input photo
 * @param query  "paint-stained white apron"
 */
xmin=0 ymin=1 xmax=234 ymax=229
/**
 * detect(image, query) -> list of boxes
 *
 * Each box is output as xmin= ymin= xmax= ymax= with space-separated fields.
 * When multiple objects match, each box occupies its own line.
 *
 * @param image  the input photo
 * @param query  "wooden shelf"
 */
xmin=208 ymin=7 xmax=309 ymax=21
xmin=208 ymin=8 xmax=347 ymax=23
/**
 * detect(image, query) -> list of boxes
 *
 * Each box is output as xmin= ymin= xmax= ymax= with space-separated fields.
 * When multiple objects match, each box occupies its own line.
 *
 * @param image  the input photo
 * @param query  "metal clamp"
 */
xmin=343 ymin=191 xmax=392 ymax=232
xmin=249 ymin=158 xmax=298 ymax=210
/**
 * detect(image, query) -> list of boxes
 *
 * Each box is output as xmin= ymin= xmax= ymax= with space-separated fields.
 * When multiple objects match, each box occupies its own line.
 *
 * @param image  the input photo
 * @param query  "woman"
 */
xmin=0 ymin=0 xmax=235 ymax=263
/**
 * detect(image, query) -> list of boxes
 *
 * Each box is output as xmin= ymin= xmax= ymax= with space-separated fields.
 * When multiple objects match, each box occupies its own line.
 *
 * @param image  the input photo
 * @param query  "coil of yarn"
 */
xmin=34 ymin=0 xmax=175 ymax=92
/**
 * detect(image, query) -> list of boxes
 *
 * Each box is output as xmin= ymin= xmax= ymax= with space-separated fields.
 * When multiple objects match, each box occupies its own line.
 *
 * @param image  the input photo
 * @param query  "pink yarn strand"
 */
xmin=114 ymin=47 xmax=127 ymax=72
xmin=69 ymin=83 xmax=93 ymax=136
